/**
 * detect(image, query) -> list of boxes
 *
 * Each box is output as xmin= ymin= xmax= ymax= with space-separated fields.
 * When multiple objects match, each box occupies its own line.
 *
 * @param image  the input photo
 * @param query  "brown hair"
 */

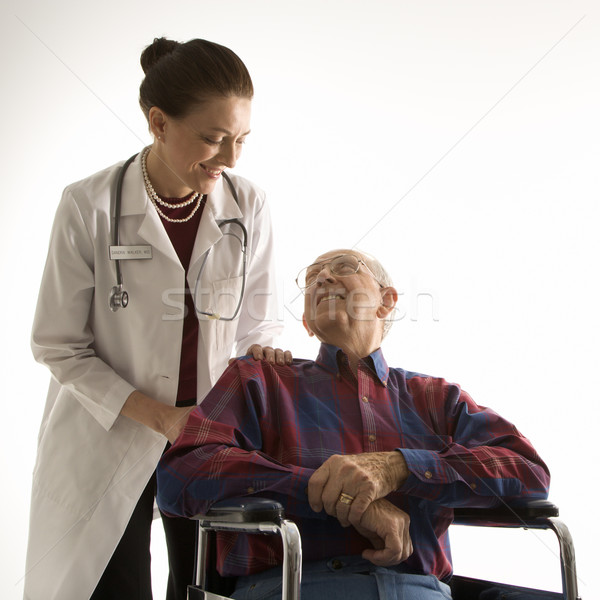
xmin=138 ymin=37 xmax=254 ymax=120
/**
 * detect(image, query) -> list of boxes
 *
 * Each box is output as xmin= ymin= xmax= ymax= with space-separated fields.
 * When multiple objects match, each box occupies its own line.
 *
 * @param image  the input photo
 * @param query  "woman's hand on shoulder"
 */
xmin=246 ymin=344 xmax=293 ymax=366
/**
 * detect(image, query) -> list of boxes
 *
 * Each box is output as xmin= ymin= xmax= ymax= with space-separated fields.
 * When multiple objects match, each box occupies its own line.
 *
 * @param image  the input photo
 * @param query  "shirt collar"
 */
xmin=315 ymin=343 xmax=389 ymax=386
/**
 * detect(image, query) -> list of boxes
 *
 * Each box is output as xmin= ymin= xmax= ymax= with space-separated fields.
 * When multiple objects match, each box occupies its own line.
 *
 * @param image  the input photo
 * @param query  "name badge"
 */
xmin=109 ymin=245 xmax=153 ymax=260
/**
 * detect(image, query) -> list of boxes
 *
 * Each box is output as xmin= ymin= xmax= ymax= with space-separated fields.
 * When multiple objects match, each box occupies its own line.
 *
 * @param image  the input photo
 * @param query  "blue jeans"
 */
xmin=232 ymin=555 xmax=453 ymax=600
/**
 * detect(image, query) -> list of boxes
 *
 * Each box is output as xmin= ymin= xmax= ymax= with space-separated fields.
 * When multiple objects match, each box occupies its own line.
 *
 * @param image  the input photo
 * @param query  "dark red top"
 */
xmin=157 ymin=193 xmax=206 ymax=406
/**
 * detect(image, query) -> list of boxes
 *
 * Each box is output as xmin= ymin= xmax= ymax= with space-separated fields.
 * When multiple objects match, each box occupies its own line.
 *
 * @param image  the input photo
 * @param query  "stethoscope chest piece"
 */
xmin=109 ymin=285 xmax=129 ymax=312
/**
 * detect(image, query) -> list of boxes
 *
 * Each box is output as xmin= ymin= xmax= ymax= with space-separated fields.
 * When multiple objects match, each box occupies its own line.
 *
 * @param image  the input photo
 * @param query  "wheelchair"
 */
xmin=187 ymin=497 xmax=580 ymax=600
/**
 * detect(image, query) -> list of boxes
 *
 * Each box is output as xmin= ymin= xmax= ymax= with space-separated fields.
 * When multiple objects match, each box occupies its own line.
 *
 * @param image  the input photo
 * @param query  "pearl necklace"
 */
xmin=141 ymin=147 xmax=204 ymax=223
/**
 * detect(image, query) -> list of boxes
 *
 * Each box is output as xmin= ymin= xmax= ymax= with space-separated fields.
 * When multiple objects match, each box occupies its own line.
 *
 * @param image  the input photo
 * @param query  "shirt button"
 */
xmin=424 ymin=470 xmax=433 ymax=479
xmin=361 ymin=396 xmax=369 ymax=403
xmin=247 ymin=486 xmax=255 ymax=493
xmin=470 ymin=482 xmax=477 ymax=490
xmin=368 ymin=434 xmax=376 ymax=442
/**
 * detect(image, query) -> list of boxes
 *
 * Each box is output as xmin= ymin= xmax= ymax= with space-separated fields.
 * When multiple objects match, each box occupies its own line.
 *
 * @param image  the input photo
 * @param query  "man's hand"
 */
xmin=307 ymin=451 xmax=409 ymax=526
xmin=354 ymin=498 xmax=413 ymax=566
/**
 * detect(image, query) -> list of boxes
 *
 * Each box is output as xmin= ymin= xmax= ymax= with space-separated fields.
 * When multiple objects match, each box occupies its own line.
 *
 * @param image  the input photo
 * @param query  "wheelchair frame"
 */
xmin=451 ymin=500 xmax=580 ymax=599
xmin=188 ymin=498 xmax=580 ymax=600
xmin=190 ymin=498 xmax=301 ymax=600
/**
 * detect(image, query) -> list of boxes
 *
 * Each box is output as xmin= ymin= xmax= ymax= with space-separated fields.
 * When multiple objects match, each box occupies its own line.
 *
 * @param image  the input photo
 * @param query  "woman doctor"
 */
xmin=25 ymin=37 xmax=289 ymax=600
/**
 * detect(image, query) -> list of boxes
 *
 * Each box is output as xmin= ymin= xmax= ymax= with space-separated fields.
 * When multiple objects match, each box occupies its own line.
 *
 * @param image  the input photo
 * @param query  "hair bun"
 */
xmin=140 ymin=37 xmax=180 ymax=74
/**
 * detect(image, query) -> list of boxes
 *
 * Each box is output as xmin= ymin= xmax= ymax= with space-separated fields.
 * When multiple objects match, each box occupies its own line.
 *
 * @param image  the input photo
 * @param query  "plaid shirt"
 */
xmin=158 ymin=344 xmax=550 ymax=582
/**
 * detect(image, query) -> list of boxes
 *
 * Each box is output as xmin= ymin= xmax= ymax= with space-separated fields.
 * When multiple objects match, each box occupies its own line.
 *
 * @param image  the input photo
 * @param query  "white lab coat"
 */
xmin=24 ymin=152 xmax=282 ymax=600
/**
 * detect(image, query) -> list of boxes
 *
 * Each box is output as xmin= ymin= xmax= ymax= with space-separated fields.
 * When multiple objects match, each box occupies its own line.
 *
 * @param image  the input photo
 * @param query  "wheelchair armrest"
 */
xmin=452 ymin=500 xmax=581 ymax=600
xmin=190 ymin=498 xmax=302 ymax=600
xmin=196 ymin=497 xmax=559 ymax=527
xmin=192 ymin=497 xmax=285 ymax=526
xmin=453 ymin=499 xmax=559 ymax=526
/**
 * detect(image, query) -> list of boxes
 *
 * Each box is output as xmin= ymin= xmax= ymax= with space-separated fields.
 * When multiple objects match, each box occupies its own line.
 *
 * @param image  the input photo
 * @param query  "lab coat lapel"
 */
xmin=119 ymin=153 xmax=180 ymax=266
xmin=137 ymin=208 xmax=180 ymax=265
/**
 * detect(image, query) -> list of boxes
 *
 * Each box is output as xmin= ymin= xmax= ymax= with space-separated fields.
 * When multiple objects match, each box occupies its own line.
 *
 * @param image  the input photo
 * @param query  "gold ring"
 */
xmin=338 ymin=492 xmax=355 ymax=505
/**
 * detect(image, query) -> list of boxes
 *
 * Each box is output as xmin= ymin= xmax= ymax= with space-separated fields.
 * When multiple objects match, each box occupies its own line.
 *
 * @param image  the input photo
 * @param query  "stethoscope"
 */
xmin=109 ymin=152 xmax=248 ymax=321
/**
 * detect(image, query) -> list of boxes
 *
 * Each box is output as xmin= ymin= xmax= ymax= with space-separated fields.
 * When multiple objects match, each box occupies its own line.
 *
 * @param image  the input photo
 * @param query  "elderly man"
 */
xmin=157 ymin=249 xmax=550 ymax=600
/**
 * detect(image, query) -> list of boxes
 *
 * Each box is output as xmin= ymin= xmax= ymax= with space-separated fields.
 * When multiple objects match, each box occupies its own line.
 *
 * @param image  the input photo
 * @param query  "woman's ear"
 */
xmin=148 ymin=106 xmax=168 ymax=140
xmin=377 ymin=286 xmax=398 ymax=319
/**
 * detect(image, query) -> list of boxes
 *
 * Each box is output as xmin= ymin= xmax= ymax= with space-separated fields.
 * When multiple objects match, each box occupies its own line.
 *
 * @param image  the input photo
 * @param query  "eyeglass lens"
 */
xmin=301 ymin=255 xmax=360 ymax=288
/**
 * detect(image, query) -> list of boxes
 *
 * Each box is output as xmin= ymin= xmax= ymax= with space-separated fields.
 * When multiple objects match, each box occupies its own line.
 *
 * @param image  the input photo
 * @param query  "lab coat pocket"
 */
xmin=32 ymin=388 xmax=138 ymax=521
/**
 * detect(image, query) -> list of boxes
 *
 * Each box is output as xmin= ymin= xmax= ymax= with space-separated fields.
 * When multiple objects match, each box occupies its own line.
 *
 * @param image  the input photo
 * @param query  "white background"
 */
xmin=1 ymin=0 xmax=598 ymax=598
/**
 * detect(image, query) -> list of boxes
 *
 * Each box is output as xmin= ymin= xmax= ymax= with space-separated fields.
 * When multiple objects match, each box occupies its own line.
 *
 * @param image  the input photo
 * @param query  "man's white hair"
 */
xmin=355 ymin=249 xmax=395 ymax=339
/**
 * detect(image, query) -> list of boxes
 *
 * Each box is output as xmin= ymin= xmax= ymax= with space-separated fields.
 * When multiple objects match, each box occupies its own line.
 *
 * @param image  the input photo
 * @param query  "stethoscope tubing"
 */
xmin=193 ymin=216 xmax=248 ymax=321
xmin=112 ymin=153 xmax=138 ymax=288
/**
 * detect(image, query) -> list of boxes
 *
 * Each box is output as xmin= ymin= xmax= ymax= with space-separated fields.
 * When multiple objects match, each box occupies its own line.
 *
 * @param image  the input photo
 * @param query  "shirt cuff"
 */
xmin=396 ymin=447 xmax=449 ymax=498
xmin=289 ymin=467 xmax=329 ymax=519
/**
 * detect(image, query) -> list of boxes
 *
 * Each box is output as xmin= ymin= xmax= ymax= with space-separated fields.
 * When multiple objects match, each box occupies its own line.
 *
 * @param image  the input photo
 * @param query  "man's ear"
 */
xmin=377 ymin=286 xmax=398 ymax=319
xmin=302 ymin=314 xmax=315 ymax=337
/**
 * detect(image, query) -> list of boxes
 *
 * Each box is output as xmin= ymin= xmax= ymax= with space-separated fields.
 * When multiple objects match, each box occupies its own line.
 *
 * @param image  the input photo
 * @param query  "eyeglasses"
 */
xmin=295 ymin=254 xmax=383 ymax=290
